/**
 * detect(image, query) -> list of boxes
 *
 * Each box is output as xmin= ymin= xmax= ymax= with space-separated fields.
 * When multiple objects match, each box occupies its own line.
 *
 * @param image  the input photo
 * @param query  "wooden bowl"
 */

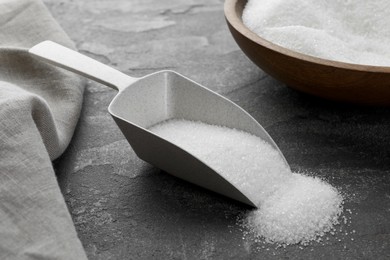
xmin=224 ymin=0 xmax=390 ymax=105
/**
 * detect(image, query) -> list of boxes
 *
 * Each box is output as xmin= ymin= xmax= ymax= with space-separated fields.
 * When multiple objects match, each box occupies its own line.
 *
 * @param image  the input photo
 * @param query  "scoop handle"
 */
xmin=29 ymin=41 xmax=137 ymax=91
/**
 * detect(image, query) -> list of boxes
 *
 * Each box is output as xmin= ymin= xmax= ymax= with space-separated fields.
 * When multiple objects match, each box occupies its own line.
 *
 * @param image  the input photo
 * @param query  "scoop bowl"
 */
xmin=29 ymin=41 xmax=291 ymax=207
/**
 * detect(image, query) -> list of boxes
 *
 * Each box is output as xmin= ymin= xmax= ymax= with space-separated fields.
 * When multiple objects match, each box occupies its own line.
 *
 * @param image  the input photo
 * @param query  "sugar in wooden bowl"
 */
xmin=224 ymin=0 xmax=390 ymax=105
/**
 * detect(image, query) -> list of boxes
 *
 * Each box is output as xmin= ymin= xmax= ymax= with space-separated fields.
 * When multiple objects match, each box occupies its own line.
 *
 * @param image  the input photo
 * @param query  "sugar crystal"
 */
xmin=149 ymin=119 xmax=343 ymax=245
xmin=242 ymin=0 xmax=390 ymax=66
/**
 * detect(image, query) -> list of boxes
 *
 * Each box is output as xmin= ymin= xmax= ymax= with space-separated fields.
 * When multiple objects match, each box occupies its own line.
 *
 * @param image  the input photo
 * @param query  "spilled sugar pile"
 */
xmin=243 ymin=173 xmax=342 ymax=245
xmin=149 ymin=119 xmax=343 ymax=245
xmin=242 ymin=0 xmax=390 ymax=66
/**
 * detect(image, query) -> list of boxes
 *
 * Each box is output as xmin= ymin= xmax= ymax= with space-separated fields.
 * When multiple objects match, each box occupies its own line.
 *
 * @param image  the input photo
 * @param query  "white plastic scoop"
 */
xmin=29 ymin=41 xmax=290 ymax=207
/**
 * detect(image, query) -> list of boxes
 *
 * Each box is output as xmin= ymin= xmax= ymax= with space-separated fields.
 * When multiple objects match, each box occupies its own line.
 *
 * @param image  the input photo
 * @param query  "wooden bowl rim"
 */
xmin=224 ymin=0 xmax=390 ymax=74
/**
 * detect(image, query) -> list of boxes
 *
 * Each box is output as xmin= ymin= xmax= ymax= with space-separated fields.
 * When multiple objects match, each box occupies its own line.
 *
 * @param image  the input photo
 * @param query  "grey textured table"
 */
xmin=45 ymin=0 xmax=390 ymax=259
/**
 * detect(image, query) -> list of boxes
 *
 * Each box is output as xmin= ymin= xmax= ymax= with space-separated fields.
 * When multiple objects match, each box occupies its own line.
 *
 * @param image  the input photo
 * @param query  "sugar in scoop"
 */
xmin=149 ymin=119 xmax=343 ymax=245
xmin=242 ymin=0 xmax=390 ymax=66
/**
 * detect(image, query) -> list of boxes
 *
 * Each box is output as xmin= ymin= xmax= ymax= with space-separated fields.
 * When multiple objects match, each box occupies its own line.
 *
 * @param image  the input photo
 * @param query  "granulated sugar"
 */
xmin=244 ymin=173 xmax=342 ymax=245
xmin=149 ymin=119 xmax=343 ymax=245
xmin=242 ymin=0 xmax=390 ymax=66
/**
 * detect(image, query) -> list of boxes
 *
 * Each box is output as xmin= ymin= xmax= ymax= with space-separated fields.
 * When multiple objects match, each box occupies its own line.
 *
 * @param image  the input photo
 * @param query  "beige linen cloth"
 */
xmin=1 ymin=0 xmax=88 ymax=259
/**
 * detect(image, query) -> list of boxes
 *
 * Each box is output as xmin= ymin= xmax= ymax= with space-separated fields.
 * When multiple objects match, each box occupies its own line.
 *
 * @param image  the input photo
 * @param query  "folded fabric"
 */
xmin=0 ymin=0 xmax=88 ymax=259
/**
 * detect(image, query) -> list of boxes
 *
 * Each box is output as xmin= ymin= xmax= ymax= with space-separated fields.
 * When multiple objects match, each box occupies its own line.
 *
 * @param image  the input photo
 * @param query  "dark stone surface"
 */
xmin=46 ymin=0 xmax=389 ymax=259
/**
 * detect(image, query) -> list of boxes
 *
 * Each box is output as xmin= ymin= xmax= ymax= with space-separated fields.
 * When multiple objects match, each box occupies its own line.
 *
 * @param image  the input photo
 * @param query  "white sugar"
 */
xmin=149 ymin=119 xmax=343 ymax=245
xmin=244 ymin=173 xmax=343 ymax=245
xmin=242 ymin=0 xmax=390 ymax=66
